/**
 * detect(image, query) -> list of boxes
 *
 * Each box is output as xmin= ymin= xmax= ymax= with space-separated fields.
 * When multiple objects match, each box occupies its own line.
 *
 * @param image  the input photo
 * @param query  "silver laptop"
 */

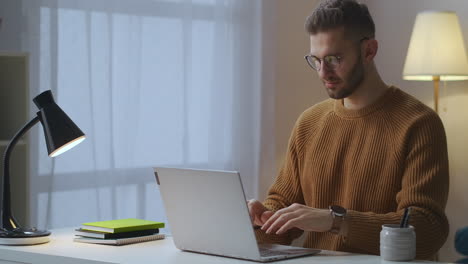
xmin=154 ymin=167 xmax=320 ymax=262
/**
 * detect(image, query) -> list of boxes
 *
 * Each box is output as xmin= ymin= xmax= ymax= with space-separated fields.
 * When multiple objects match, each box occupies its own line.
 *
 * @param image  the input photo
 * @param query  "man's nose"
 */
xmin=318 ymin=62 xmax=334 ymax=79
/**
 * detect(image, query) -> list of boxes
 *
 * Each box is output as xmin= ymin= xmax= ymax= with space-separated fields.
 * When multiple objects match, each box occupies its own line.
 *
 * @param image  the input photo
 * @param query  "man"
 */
xmin=248 ymin=0 xmax=449 ymax=260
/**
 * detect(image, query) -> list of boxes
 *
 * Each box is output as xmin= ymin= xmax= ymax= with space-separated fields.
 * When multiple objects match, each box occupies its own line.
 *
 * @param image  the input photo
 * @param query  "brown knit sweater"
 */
xmin=256 ymin=86 xmax=449 ymax=260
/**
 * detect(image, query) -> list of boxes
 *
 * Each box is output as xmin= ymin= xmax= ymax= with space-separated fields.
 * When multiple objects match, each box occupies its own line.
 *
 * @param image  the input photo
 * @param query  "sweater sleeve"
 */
xmin=344 ymin=113 xmax=449 ymax=259
xmin=255 ymin=118 xmax=306 ymax=245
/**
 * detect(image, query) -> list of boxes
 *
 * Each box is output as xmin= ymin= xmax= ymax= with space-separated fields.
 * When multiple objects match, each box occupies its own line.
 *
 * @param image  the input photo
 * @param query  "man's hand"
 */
xmin=247 ymin=199 xmax=274 ymax=227
xmin=260 ymin=203 xmax=332 ymax=235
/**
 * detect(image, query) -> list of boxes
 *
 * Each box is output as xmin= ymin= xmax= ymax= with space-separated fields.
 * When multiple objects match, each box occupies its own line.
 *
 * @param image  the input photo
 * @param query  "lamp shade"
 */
xmin=33 ymin=90 xmax=85 ymax=157
xmin=403 ymin=11 xmax=468 ymax=81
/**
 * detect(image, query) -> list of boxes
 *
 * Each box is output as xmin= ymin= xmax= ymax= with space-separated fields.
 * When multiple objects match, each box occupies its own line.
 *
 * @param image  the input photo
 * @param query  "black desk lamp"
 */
xmin=0 ymin=90 xmax=85 ymax=245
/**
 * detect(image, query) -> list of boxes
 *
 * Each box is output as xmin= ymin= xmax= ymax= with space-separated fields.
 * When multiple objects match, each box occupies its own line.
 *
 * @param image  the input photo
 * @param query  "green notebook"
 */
xmin=81 ymin=218 xmax=165 ymax=233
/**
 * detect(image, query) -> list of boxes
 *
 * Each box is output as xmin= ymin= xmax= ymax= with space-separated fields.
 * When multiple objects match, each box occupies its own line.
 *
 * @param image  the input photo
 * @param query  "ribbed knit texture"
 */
xmin=256 ymin=87 xmax=449 ymax=260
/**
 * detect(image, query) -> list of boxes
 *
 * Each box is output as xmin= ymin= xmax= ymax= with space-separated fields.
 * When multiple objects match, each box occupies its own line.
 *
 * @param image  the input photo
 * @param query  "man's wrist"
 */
xmin=329 ymin=205 xmax=347 ymax=235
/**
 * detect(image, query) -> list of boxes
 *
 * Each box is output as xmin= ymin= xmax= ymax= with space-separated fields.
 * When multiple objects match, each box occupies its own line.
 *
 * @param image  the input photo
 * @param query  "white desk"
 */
xmin=0 ymin=228 xmax=449 ymax=264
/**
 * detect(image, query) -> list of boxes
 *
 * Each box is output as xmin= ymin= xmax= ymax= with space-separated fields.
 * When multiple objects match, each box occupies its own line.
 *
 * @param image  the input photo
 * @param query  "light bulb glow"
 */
xmin=49 ymin=136 xmax=86 ymax=157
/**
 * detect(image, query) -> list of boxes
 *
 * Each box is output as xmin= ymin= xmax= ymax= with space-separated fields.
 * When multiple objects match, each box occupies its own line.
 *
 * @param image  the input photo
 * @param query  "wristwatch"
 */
xmin=329 ymin=205 xmax=347 ymax=234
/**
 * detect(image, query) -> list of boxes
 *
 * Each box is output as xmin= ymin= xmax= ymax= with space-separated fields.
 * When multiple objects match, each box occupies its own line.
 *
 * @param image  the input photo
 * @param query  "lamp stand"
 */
xmin=433 ymin=76 xmax=440 ymax=114
xmin=1 ymin=116 xmax=51 ymax=245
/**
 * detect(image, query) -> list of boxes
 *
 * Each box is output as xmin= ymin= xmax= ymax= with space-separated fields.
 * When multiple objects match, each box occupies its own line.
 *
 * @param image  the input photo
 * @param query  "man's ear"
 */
xmin=363 ymin=39 xmax=378 ymax=63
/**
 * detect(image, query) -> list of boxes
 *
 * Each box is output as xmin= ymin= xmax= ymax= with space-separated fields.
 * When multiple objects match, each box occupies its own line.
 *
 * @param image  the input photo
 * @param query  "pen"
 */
xmin=403 ymin=207 xmax=412 ymax=228
xmin=400 ymin=207 xmax=411 ymax=228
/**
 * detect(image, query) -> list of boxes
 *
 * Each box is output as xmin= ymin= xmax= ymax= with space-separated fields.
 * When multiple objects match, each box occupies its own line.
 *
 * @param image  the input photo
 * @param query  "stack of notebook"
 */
xmin=74 ymin=218 xmax=165 ymax=245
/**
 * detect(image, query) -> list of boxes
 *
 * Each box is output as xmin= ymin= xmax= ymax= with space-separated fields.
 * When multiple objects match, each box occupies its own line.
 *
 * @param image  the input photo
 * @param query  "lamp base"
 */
xmin=0 ymin=227 xmax=51 ymax=245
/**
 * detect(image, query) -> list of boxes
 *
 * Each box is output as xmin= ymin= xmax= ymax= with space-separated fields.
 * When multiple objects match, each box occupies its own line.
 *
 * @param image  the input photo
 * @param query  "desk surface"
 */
xmin=0 ymin=228 xmax=449 ymax=264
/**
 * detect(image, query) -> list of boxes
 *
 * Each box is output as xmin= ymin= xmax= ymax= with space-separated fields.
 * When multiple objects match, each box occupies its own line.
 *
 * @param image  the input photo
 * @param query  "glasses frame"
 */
xmin=304 ymin=37 xmax=370 ymax=72
xmin=304 ymin=54 xmax=341 ymax=72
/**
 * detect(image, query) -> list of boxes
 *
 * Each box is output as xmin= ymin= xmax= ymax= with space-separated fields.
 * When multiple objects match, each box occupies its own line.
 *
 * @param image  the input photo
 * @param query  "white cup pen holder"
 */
xmin=380 ymin=224 xmax=416 ymax=261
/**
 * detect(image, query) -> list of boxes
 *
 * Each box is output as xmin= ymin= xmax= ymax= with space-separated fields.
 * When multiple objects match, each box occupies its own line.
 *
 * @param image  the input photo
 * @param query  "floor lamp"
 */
xmin=403 ymin=11 xmax=468 ymax=114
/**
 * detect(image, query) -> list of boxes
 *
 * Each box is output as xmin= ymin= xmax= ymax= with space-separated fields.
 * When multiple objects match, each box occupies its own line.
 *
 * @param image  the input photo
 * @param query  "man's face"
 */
xmin=309 ymin=28 xmax=365 ymax=99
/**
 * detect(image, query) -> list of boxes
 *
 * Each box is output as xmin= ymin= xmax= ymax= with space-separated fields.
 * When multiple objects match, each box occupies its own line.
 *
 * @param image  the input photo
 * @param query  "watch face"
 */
xmin=330 ymin=205 xmax=346 ymax=216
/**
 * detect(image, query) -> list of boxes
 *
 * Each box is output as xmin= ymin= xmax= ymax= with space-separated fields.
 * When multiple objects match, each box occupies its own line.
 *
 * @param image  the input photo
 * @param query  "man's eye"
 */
xmin=325 ymin=56 xmax=337 ymax=64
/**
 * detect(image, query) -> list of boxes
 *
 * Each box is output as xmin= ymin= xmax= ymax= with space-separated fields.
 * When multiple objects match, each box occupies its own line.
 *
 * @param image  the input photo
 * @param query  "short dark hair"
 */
xmin=305 ymin=0 xmax=375 ymax=39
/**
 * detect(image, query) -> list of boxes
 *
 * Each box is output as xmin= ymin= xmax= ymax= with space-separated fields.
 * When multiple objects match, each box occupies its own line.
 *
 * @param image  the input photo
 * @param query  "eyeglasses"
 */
xmin=304 ymin=55 xmax=341 ymax=71
xmin=304 ymin=37 xmax=370 ymax=71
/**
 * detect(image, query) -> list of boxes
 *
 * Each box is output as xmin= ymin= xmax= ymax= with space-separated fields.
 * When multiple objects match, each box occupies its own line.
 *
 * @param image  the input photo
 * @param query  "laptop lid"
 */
xmin=154 ymin=167 xmax=261 ymax=260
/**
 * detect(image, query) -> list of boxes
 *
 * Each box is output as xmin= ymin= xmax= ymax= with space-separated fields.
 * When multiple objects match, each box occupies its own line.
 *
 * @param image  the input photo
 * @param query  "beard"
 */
xmin=324 ymin=54 xmax=365 ymax=100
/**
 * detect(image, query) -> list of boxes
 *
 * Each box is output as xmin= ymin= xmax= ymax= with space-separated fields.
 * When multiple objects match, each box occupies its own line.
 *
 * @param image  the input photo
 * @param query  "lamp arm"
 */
xmin=1 ymin=116 xmax=40 ymax=230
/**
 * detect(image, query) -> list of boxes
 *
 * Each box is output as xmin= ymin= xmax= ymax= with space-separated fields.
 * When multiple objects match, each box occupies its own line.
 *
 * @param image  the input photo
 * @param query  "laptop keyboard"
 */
xmin=259 ymin=247 xmax=309 ymax=257
xmin=260 ymin=248 xmax=290 ymax=257
xmin=259 ymin=245 xmax=319 ymax=258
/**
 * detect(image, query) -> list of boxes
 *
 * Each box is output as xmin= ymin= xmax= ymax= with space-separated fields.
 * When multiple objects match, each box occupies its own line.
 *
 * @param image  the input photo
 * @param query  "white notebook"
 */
xmin=74 ymin=233 xmax=165 ymax=246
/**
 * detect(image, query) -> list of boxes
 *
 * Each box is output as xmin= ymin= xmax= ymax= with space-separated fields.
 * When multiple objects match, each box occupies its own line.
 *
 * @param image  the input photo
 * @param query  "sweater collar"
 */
xmin=333 ymin=86 xmax=396 ymax=119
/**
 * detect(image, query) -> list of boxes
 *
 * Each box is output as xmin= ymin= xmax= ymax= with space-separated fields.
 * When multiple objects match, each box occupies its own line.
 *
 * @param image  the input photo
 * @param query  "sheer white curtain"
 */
xmin=20 ymin=0 xmax=263 ymax=231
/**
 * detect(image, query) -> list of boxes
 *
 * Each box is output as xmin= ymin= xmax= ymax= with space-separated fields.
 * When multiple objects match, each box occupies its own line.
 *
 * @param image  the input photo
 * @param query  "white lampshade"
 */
xmin=403 ymin=11 xmax=468 ymax=81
